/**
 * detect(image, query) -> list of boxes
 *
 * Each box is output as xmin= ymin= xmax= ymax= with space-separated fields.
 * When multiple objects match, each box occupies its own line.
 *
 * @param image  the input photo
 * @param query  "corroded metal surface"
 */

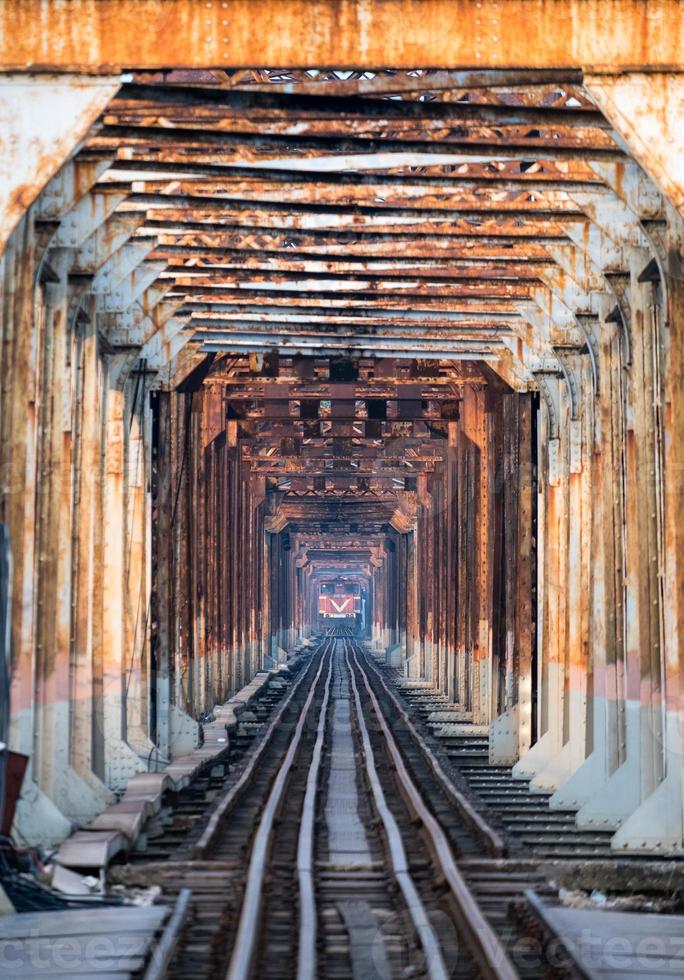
xmin=0 ymin=35 xmax=683 ymax=865
xmin=0 ymin=74 xmax=119 ymax=251
xmin=2 ymin=1 xmax=684 ymax=71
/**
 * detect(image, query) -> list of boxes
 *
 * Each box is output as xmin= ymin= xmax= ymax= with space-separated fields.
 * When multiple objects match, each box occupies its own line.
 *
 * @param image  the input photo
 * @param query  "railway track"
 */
xmin=107 ymin=625 xmax=684 ymax=980
xmin=124 ymin=666 xmax=302 ymax=865
xmin=231 ymin=638 xmax=512 ymax=979
xmin=122 ymin=638 xmax=341 ymax=978
xmin=371 ymin=655 xmax=684 ymax=864
xmin=112 ymin=629 xmax=684 ymax=978
xmin=113 ymin=633 xmax=585 ymax=979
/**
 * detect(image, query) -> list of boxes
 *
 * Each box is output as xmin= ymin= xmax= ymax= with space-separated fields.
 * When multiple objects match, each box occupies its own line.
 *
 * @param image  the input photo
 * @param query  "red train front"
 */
xmin=318 ymin=580 xmax=361 ymax=629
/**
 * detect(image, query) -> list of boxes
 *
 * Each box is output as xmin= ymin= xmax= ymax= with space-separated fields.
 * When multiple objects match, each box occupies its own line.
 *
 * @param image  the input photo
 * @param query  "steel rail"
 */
xmin=348 ymin=642 xmax=518 ymax=980
xmin=295 ymin=646 xmax=334 ymax=980
xmin=143 ymin=888 xmax=192 ymax=980
xmin=225 ymin=640 xmax=333 ymax=980
xmin=355 ymin=641 xmax=507 ymax=857
xmin=191 ymin=641 xmax=326 ymax=858
xmin=344 ymin=641 xmax=450 ymax=980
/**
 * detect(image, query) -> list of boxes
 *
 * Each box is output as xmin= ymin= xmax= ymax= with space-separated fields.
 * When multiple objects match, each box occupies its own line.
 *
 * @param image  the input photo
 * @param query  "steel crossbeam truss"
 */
xmin=3 ymin=5 xmax=684 ymax=856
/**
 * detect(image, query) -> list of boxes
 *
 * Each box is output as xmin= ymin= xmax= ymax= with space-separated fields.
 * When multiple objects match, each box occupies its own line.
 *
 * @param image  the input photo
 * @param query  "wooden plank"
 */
xmin=0 ymin=906 xmax=167 ymax=940
xmin=16 ymin=974 xmax=131 ymax=980
xmin=598 ymin=973 xmax=684 ymax=980
xmin=7 ymin=960 xmax=145 ymax=977
xmin=527 ymin=894 xmax=684 ymax=979
xmin=0 ymin=904 xmax=175 ymax=980
xmin=548 ymin=905 xmax=684 ymax=941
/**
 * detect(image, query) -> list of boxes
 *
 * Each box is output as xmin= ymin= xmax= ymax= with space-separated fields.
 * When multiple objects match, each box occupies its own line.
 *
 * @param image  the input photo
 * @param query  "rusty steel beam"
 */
xmin=207 ymin=365 xmax=485 ymax=385
xmin=154 ymin=268 xmax=548 ymax=299
xmin=6 ymin=0 xmax=683 ymax=860
xmin=190 ymin=314 xmax=514 ymax=331
xmin=187 ymin=318 xmax=518 ymax=336
xmin=249 ymin=441 xmax=444 ymax=451
xmin=106 ymin=173 xmax=606 ymax=206
xmin=160 ymin=274 xmax=536 ymax=298
xmin=243 ymin=454 xmax=445 ymax=466
xmin=248 ymin=468 xmax=443 ymax=476
xmin=92 ymin=133 xmax=625 ymax=166
xmin=101 ymin=158 xmax=604 ymax=187
xmin=199 ymin=339 xmax=501 ymax=358
xmin=215 ymin=385 xmax=476 ymax=395
xmin=125 ymin=193 xmax=587 ymax=220
xmin=187 ymin=307 xmax=519 ymax=325
xmin=207 ymin=68 xmax=586 ymax=97
xmin=243 ymin=439 xmax=448 ymax=451
xmin=191 ymin=336 xmax=507 ymax=354
xmin=148 ymin=219 xmax=573 ymax=247
xmin=107 ymin=83 xmax=610 ymax=129
xmin=193 ymin=336 xmax=506 ymax=354
xmin=144 ymin=231 xmax=568 ymax=256
xmin=2 ymin=1 xmax=684 ymax=71
xmin=171 ymin=288 xmax=520 ymax=311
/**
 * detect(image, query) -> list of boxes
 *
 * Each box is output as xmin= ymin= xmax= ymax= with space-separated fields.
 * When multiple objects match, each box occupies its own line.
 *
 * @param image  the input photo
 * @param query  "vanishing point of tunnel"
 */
xmin=2 ymin=2 xmax=684 ymax=978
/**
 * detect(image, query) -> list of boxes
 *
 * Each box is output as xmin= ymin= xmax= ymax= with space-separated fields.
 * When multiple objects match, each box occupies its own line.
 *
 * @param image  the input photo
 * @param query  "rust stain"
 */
xmin=0 ymin=1 xmax=684 ymax=70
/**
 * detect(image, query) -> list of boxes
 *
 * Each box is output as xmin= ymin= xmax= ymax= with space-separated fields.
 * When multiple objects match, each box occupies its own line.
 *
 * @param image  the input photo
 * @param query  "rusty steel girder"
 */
xmin=1 ymin=1 xmax=684 ymax=71
xmin=2 ymin=1 xmax=684 ymax=862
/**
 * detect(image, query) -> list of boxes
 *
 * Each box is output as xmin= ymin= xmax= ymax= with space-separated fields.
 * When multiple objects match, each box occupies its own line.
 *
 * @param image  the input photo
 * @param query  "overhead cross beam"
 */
xmin=2 ymin=1 xmax=684 ymax=71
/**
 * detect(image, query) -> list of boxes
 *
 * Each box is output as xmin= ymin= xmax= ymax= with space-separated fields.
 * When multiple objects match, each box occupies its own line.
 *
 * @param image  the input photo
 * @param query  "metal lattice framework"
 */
xmin=42 ymin=68 xmax=639 ymax=521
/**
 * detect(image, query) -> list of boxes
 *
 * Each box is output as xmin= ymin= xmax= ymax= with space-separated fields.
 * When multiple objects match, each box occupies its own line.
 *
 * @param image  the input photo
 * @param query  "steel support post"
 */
xmin=514 ymin=374 xmax=568 ymax=782
xmin=610 ymin=207 xmax=684 ymax=852
xmin=533 ymin=351 xmax=593 ymax=793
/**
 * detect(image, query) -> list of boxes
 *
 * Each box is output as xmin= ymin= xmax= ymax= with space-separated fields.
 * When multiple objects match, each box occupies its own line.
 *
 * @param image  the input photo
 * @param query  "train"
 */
xmin=318 ymin=580 xmax=361 ymax=630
